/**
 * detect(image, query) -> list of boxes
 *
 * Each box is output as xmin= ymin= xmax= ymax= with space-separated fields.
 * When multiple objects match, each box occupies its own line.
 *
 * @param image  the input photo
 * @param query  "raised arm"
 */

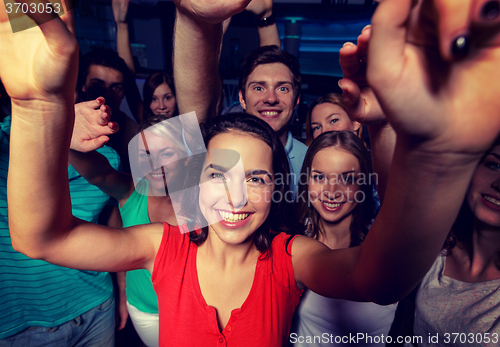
xmin=113 ymin=0 xmax=144 ymax=123
xmin=2 ymin=0 xmax=159 ymax=273
xmin=246 ymin=0 xmax=280 ymax=47
xmin=338 ymin=25 xmax=395 ymax=202
xmin=172 ymin=0 xmax=251 ymax=122
xmin=293 ymin=0 xmax=500 ymax=304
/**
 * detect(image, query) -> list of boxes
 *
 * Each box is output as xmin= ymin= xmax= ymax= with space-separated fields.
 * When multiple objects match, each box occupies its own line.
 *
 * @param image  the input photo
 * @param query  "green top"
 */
xmin=119 ymin=179 xmax=158 ymax=313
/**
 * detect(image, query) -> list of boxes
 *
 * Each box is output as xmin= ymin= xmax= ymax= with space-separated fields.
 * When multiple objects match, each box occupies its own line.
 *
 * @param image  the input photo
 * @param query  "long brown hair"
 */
xmin=296 ymin=131 xmax=374 ymax=247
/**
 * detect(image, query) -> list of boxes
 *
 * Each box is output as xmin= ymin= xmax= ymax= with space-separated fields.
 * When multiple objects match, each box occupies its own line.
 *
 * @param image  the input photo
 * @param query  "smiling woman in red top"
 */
xmin=4 ymin=0 xmax=500 ymax=346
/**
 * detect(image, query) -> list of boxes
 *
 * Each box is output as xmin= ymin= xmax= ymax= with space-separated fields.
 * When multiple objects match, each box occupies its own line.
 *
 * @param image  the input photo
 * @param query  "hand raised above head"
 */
xmin=245 ymin=0 xmax=273 ymax=20
xmin=367 ymin=0 xmax=500 ymax=156
xmin=0 ymin=0 xmax=78 ymax=104
xmin=173 ymin=0 xmax=252 ymax=24
xmin=112 ymin=0 xmax=131 ymax=24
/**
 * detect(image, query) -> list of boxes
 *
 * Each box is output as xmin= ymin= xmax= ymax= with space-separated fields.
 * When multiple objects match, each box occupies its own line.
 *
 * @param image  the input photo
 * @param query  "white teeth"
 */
xmin=151 ymin=173 xmax=163 ymax=178
xmin=218 ymin=210 xmax=250 ymax=223
xmin=261 ymin=111 xmax=279 ymax=116
xmin=323 ymin=202 xmax=341 ymax=208
xmin=484 ymin=195 xmax=500 ymax=207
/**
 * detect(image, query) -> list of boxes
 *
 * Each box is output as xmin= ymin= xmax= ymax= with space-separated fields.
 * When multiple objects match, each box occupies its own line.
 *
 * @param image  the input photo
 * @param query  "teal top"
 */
xmin=119 ymin=179 xmax=159 ymax=313
xmin=0 ymin=117 xmax=120 ymax=338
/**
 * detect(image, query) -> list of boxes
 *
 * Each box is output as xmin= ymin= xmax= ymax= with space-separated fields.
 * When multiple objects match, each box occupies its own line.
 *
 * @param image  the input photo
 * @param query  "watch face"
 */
xmin=257 ymin=14 xmax=276 ymax=27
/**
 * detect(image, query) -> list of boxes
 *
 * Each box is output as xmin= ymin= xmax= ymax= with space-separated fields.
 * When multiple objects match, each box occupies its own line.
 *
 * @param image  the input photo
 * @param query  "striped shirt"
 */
xmin=0 ymin=117 xmax=120 ymax=339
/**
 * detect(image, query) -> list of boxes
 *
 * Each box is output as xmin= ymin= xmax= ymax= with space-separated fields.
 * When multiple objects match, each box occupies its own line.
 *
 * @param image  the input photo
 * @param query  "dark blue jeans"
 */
xmin=0 ymin=297 xmax=115 ymax=347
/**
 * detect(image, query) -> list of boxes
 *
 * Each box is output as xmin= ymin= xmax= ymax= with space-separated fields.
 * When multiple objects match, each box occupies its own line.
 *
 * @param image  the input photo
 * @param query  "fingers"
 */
xmin=12 ymin=0 xmax=76 ymax=51
xmin=429 ymin=0 xmax=472 ymax=60
xmin=338 ymin=78 xmax=363 ymax=120
xmin=368 ymin=0 xmax=413 ymax=89
xmin=339 ymin=42 xmax=361 ymax=79
xmin=470 ymin=0 xmax=500 ymax=47
xmin=357 ymin=25 xmax=370 ymax=64
xmin=60 ymin=0 xmax=76 ymax=36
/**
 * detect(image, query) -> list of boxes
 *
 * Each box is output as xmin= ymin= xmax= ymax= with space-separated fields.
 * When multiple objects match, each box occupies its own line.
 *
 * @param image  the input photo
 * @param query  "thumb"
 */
xmin=83 ymin=136 xmax=110 ymax=152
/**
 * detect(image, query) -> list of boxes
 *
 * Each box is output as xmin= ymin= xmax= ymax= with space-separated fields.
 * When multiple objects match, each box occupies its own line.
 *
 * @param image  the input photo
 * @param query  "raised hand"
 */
xmin=0 ymin=0 xmax=78 ymax=104
xmin=173 ymin=0 xmax=252 ymax=24
xmin=112 ymin=0 xmax=130 ymax=24
xmin=367 ymin=0 xmax=500 ymax=155
xmin=245 ymin=0 xmax=273 ymax=20
xmin=72 ymin=97 xmax=120 ymax=153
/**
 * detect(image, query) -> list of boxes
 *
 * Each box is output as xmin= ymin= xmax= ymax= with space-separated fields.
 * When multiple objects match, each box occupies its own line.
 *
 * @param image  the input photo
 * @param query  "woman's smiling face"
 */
xmin=198 ymin=130 xmax=275 ymax=246
xmin=138 ymin=129 xmax=184 ymax=195
xmin=466 ymin=144 xmax=500 ymax=227
xmin=308 ymin=147 xmax=361 ymax=224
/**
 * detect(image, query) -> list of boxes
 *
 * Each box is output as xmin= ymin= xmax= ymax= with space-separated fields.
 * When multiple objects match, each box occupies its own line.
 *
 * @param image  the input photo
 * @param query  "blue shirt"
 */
xmin=284 ymin=131 xmax=308 ymax=199
xmin=0 ymin=117 xmax=120 ymax=338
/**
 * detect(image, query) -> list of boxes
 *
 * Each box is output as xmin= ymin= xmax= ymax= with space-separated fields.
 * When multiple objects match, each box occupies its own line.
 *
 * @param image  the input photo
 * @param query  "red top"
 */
xmin=151 ymin=223 xmax=303 ymax=347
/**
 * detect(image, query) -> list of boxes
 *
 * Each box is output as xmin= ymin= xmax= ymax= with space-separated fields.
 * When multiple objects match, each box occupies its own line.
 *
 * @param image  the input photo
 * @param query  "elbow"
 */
xmin=9 ymin=224 xmax=51 ymax=260
xmin=11 ymin=236 xmax=47 ymax=260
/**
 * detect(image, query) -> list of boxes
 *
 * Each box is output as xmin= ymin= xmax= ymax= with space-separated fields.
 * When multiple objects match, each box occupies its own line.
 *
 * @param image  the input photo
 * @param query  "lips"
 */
xmin=216 ymin=209 xmax=253 ymax=228
xmin=149 ymin=172 xmax=165 ymax=181
xmin=482 ymin=194 xmax=500 ymax=212
xmin=320 ymin=200 xmax=345 ymax=212
xmin=155 ymin=111 xmax=170 ymax=116
xmin=258 ymin=110 xmax=281 ymax=118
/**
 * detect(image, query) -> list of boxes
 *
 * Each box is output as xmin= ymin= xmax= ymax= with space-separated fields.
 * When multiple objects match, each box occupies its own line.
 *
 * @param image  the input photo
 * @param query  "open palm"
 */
xmin=368 ymin=0 xmax=500 ymax=155
xmin=0 ymin=0 xmax=78 ymax=103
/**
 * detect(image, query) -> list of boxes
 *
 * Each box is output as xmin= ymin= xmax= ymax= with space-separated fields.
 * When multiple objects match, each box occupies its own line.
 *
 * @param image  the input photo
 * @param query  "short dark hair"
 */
xmin=184 ymin=113 xmax=301 ymax=253
xmin=239 ymin=45 xmax=301 ymax=105
xmin=296 ymin=131 xmax=375 ymax=247
xmin=142 ymin=72 xmax=177 ymax=120
xmin=78 ymin=48 xmax=129 ymax=90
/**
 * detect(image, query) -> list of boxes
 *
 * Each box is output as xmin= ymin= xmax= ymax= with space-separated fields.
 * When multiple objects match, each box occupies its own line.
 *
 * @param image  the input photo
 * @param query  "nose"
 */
xmin=159 ymin=99 xmax=167 ymax=110
xmin=492 ymin=175 xmax=500 ymax=191
xmin=323 ymin=178 xmax=342 ymax=200
xmin=226 ymin=179 xmax=248 ymax=211
xmin=265 ymin=89 xmax=278 ymax=105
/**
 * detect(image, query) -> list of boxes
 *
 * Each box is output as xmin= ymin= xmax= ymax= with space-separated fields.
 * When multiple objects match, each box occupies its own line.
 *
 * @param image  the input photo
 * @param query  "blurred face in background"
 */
xmin=310 ymin=103 xmax=360 ymax=140
xmin=150 ymin=83 xmax=177 ymax=118
xmin=82 ymin=65 xmax=124 ymax=114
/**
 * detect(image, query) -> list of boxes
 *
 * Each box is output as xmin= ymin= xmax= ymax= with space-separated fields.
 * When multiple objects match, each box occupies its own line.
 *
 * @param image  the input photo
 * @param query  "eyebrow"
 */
xmin=488 ymin=153 xmax=500 ymax=160
xmin=204 ymin=163 xmax=231 ymax=173
xmin=247 ymin=81 xmax=293 ymax=87
xmin=204 ymin=164 xmax=272 ymax=178
xmin=311 ymin=169 xmax=356 ymax=175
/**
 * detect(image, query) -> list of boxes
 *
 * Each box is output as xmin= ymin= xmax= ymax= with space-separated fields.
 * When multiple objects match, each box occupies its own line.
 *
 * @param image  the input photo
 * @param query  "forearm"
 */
xmin=258 ymin=23 xmax=280 ymax=47
xmin=68 ymin=149 xmax=133 ymax=202
xmin=173 ymin=10 xmax=222 ymax=122
xmin=117 ymin=271 xmax=127 ymax=303
xmin=8 ymin=100 xmax=75 ymax=257
xmin=367 ymin=121 xmax=396 ymax=203
xmin=116 ymin=22 xmax=135 ymax=74
xmin=355 ymin=140 xmax=481 ymax=304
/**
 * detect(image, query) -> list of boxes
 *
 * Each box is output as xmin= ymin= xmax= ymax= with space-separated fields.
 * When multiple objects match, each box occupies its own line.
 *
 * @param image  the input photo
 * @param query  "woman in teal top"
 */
xmin=70 ymin=115 xmax=190 ymax=347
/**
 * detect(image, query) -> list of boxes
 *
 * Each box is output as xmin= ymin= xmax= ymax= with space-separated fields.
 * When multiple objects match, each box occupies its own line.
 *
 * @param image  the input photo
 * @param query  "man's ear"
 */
xmin=239 ymin=90 xmax=246 ymax=110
